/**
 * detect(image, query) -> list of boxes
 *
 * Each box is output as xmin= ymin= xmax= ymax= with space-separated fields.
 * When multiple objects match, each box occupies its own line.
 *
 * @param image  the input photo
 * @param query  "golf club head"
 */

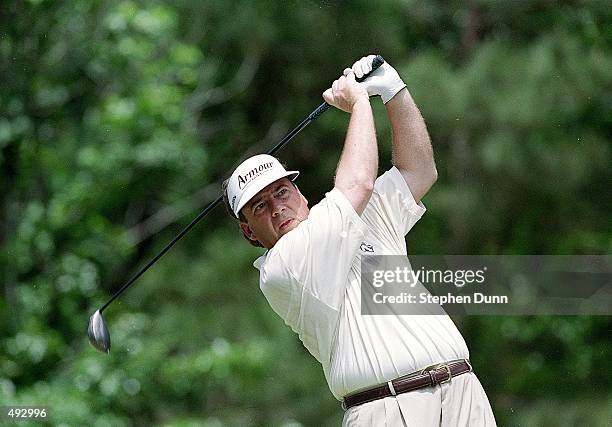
xmin=88 ymin=309 xmax=111 ymax=353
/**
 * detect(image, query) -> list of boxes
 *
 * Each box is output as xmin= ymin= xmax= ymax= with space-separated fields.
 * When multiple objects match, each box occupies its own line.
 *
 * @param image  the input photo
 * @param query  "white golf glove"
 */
xmin=350 ymin=55 xmax=406 ymax=104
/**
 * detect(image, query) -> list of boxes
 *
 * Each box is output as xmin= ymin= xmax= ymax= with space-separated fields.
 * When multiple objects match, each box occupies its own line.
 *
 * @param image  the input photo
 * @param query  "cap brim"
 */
xmin=234 ymin=170 xmax=299 ymax=217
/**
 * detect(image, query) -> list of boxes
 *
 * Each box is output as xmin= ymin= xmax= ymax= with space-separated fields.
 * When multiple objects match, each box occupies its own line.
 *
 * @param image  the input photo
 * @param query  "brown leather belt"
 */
xmin=342 ymin=359 xmax=473 ymax=410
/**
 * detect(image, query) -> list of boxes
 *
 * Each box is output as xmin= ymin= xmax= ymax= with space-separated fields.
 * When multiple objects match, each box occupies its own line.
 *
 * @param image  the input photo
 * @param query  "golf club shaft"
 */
xmin=100 ymin=194 xmax=223 ymax=312
xmin=98 ymin=103 xmax=326 ymax=313
xmin=98 ymin=55 xmax=385 ymax=313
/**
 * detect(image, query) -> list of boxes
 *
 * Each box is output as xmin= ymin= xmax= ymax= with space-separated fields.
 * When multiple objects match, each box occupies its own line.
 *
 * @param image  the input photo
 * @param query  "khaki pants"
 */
xmin=342 ymin=372 xmax=496 ymax=426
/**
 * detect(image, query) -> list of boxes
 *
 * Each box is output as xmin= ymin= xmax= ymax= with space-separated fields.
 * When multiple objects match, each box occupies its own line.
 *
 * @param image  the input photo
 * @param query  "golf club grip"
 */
xmin=306 ymin=55 xmax=386 ymax=122
xmin=356 ymin=54 xmax=385 ymax=83
xmin=308 ymin=55 xmax=385 ymax=120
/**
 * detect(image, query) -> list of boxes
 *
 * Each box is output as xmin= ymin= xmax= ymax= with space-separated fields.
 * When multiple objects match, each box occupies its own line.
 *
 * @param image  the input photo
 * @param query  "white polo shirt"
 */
xmin=254 ymin=167 xmax=469 ymax=400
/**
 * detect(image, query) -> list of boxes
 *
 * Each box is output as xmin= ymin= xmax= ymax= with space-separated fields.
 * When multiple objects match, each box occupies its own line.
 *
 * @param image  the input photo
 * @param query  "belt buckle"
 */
xmin=420 ymin=363 xmax=452 ymax=385
xmin=438 ymin=364 xmax=452 ymax=384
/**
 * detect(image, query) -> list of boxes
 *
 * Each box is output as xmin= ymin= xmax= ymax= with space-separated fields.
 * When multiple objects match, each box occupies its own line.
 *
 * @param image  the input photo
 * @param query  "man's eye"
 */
xmin=277 ymin=188 xmax=287 ymax=196
xmin=254 ymin=202 xmax=266 ymax=213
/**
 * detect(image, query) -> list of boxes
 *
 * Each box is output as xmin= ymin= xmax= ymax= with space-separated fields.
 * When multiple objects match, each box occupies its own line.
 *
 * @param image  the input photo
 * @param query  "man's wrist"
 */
xmin=381 ymin=81 xmax=407 ymax=104
xmin=383 ymin=86 xmax=407 ymax=106
xmin=350 ymin=96 xmax=371 ymax=111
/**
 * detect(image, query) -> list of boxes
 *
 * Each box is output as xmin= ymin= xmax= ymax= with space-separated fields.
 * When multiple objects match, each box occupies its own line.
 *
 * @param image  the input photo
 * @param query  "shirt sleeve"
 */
xmin=361 ymin=166 xmax=427 ymax=247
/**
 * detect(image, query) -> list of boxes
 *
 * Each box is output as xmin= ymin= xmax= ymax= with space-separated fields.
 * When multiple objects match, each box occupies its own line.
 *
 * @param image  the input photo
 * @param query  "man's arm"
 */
xmin=385 ymin=88 xmax=437 ymax=204
xmin=350 ymin=55 xmax=437 ymax=204
xmin=323 ymin=70 xmax=378 ymax=215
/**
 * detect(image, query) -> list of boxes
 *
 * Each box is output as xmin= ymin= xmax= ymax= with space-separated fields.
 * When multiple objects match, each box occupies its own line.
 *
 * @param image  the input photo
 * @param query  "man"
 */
xmin=223 ymin=55 xmax=496 ymax=426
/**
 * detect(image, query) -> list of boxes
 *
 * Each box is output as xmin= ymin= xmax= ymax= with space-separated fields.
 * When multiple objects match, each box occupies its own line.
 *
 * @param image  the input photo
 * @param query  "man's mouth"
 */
xmin=279 ymin=218 xmax=293 ymax=231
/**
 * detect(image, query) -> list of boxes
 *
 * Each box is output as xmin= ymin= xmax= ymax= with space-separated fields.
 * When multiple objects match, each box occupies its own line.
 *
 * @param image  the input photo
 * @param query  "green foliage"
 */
xmin=1 ymin=1 xmax=610 ymax=426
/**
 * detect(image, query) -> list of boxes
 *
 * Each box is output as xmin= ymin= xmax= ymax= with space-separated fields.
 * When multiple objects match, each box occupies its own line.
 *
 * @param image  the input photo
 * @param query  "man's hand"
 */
xmin=351 ymin=55 xmax=406 ymax=104
xmin=322 ymin=70 xmax=370 ymax=113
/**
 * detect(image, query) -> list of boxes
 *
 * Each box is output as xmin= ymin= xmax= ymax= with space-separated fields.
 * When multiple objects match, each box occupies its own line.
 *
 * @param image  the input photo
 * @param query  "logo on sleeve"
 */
xmin=360 ymin=242 xmax=375 ymax=253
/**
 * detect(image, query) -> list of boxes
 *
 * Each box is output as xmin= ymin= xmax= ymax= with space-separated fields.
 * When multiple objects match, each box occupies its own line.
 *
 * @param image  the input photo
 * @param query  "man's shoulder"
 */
xmin=255 ymin=236 xmax=302 ymax=285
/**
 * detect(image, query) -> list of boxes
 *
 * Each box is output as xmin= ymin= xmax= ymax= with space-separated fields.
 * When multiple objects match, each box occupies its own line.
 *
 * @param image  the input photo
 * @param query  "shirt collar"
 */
xmin=253 ymin=251 xmax=268 ymax=270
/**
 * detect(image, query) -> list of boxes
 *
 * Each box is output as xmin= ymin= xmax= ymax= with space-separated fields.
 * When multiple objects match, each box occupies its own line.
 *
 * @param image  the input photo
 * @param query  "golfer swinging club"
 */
xmin=223 ymin=55 xmax=496 ymax=426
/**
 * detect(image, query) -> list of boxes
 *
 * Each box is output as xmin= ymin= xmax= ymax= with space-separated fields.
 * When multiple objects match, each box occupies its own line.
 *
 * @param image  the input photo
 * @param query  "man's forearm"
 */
xmin=335 ymin=98 xmax=378 ymax=215
xmin=385 ymin=88 xmax=437 ymax=203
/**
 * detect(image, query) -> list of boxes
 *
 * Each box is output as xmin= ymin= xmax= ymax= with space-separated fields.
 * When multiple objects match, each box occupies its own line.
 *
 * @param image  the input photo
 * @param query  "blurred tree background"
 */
xmin=1 ymin=0 xmax=610 ymax=425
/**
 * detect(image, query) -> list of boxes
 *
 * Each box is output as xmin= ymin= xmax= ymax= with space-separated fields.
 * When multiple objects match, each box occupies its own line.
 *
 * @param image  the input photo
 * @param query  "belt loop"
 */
xmin=387 ymin=380 xmax=397 ymax=396
xmin=428 ymin=370 xmax=436 ymax=386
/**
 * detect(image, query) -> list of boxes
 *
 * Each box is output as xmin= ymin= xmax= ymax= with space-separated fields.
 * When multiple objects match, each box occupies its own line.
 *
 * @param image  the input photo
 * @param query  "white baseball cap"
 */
xmin=226 ymin=154 xmax=299 ymax=218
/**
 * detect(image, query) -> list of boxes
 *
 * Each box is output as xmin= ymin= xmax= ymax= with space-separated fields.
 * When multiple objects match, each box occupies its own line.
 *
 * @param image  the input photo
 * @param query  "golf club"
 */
xmin=87 ymin=55 xmax=385 ymax=353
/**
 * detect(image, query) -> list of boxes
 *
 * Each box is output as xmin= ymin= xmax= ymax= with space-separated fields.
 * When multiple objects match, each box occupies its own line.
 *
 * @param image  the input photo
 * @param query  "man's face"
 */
xmin=239 ymin=178 xmax=309 ymax=249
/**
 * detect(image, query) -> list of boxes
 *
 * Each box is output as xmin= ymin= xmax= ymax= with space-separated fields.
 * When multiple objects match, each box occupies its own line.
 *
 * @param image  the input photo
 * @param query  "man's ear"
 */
xmin=239 ymin=222 xmax=259 ymax=243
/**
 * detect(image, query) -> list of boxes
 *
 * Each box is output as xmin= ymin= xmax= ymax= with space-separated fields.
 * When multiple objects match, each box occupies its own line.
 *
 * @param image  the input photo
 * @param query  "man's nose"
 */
xmin=271 ymin=200 xmax=285 ymax=217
